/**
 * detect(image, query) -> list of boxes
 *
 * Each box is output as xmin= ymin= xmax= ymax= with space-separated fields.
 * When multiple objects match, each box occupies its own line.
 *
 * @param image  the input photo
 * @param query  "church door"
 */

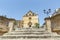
xmin=28 ymin=22 xmax=32 ymax=27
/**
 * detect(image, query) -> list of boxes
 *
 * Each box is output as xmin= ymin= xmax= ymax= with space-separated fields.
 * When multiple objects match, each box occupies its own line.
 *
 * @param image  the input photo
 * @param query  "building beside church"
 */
xmin=44 ymin=8 xmax=60 ymax=34
xmin=0 ymin=16 xmax=15 ymax=35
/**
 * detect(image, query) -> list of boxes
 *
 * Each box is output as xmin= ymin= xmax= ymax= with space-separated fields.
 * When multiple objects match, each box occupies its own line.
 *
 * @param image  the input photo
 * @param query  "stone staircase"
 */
xmin=0 ymin=28 xmax=60 ymax=40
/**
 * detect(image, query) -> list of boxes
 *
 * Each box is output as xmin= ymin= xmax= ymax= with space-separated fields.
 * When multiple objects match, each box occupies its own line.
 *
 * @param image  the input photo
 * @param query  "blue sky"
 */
xmin=0 ymin=0 xmax=60 ymax=26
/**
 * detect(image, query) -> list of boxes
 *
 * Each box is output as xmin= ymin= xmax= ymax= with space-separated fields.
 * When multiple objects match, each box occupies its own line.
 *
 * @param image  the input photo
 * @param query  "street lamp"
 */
xmin=43 ymin=9 xmax=51 ymax=16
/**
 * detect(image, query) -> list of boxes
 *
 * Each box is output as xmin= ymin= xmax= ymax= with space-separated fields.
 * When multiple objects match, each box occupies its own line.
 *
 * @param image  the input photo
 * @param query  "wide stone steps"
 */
xmin=4 ymin=31 xmax=50 ymax=35
xmin=1 ymin=34 xmax=60 ymax=39
xmin=1 ymin=28 xmax=59 ymax=39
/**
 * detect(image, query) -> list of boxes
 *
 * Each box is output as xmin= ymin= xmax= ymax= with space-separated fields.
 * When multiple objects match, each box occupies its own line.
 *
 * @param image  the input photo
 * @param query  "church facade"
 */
xmin=22 ymin=11 xmax=39 ymax=28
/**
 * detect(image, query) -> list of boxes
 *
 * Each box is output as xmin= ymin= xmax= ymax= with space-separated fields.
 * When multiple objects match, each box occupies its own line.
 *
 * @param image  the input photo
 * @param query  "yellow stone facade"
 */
xmin=22 ymin=11 xmax=39 ymax=28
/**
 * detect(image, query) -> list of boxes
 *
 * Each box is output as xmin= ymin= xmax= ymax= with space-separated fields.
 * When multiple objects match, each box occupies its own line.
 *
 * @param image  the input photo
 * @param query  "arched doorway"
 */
xmin=28 ymin=22 xmax=32 ymax=27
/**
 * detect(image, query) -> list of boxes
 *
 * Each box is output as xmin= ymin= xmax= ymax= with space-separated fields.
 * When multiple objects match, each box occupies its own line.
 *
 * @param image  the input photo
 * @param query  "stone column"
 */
xmin=45 ymin=17 xmax=51 ymax=33
xmin=8 ymin=21 xmax=14 ymax=32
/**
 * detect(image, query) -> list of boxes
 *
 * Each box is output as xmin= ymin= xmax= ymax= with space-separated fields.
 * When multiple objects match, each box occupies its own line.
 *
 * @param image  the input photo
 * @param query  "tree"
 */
xmin=35 ymin=23 xmax=40 ymax=28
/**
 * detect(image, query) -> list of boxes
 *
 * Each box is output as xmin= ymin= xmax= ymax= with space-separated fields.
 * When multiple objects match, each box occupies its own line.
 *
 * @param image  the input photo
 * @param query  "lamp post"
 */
xmin=43 ymin=9 xmax=51 ymax=17
xmin=43 ymin=9 xmax=52 ymax=32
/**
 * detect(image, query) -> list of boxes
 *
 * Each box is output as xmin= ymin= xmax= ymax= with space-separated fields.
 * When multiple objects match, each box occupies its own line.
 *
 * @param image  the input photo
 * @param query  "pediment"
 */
xmin=23 ymin=10 xmax=37 ymax=17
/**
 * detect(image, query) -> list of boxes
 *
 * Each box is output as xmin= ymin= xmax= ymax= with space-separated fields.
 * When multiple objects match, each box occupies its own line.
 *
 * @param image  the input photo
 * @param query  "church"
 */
xmin=14 ymin=10 xmax=39 ymax=28
xmin=22 ymin=10 xmax=39 ymax=28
